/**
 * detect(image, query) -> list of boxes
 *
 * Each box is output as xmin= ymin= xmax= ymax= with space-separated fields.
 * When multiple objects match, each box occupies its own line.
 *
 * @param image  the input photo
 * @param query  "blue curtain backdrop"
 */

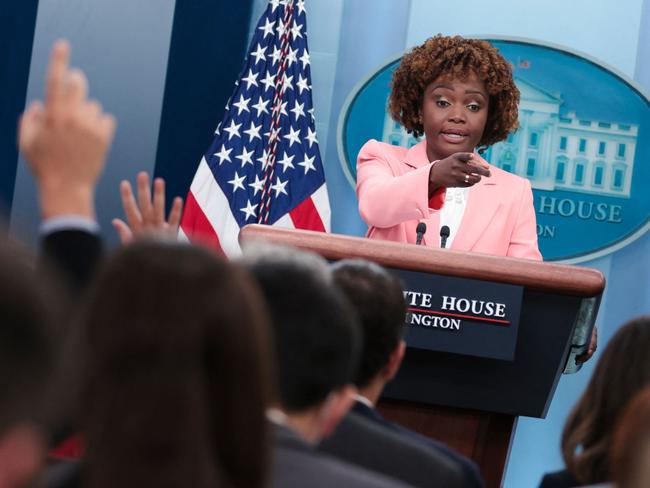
xmin=0 ymin=1 xmax=39 ymax=215
xmin=154 ymin=0 xmax=254 ymax=214
xmin=6 ymin=0 xmax=253 ymax=247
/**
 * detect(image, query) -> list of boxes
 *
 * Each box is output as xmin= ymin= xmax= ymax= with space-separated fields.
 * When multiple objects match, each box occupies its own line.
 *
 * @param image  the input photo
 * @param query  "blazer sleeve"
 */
xmin=40 ymin=229 xmax=104 ymax=294
xmin=39 ymin=229 xmax=104 ymax=447
xmin=356 ymin=140 xmax=444 ymax=228
xmin=507 ymin=178 xmax=543 ymax=260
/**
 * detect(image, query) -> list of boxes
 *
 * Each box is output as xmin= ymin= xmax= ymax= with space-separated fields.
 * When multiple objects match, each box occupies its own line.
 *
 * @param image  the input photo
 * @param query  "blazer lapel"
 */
xmin=402 ymin=140 xmax=430 ymax=169
xmin=452 ymin=177 xmax=501 ymax=251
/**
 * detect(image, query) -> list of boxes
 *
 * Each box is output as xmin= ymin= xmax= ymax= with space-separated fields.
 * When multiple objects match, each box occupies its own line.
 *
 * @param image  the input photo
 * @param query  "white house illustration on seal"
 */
xmin=381 ymin=77 xmax=637 ymax=198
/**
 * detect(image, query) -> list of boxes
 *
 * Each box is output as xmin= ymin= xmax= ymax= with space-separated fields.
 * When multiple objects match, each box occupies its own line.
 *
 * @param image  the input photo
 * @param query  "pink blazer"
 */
xmin=356 ymin=139 xmax=542 ymax=260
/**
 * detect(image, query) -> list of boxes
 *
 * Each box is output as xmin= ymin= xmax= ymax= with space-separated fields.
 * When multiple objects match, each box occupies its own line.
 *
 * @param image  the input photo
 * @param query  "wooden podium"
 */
xmin=239 ymin=225 xmax=605 ymax=488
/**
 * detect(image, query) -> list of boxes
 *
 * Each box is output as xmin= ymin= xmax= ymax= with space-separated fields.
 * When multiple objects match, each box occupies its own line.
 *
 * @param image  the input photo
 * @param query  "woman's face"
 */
xmin=420 ymin=74 xmax=489 ymax=162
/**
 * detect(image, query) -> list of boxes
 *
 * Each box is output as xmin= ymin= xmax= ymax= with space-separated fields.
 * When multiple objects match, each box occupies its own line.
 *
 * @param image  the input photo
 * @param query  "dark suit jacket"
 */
xmin=40 ymin=229 xmax=103 ymax=447
xmin=351 ymin=401 xmax=485 ymax=488
xmin=40 ymin=229 xmax=103 ymax=294
xmin=271 ymin=423 xmax=414 ymax=488
xmin=42 ymin=460 xmax=82 ymax=488
xmin=320 ymin=411 xmax=467 ymax=488
xmin=538 ymin=468 xmax=581 ymax=488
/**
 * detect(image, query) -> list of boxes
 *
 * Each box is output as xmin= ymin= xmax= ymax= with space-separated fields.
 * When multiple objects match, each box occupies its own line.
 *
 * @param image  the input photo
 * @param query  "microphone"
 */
xmin=415 ymin=222 xmax=426 ymax=245
xmin=440 ymin=225 xmax=450 ymax=249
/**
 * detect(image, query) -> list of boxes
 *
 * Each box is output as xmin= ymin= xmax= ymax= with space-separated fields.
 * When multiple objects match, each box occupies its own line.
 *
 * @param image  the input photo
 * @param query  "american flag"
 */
xmin=179 ymin=0 xmax=330 ymax=256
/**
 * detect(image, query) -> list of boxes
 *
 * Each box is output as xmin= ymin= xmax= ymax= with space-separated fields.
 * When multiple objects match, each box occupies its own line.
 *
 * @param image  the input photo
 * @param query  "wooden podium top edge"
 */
xmin=239 ymin=225 xmax=605 ymax=298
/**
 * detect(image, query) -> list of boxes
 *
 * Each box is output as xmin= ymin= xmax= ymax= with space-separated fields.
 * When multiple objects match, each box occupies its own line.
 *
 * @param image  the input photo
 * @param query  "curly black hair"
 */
xmin=388 ymin=35 xmax=519 ymax=148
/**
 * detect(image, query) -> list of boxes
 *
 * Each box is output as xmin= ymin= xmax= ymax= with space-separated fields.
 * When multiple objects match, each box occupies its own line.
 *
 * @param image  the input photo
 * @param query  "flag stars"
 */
xmin=286 ymin=47 xmax=298 ymax=68
xmin=290 ymin=101 xmax=305 ymax=120
xmin=251 ymin=43 xmax=267 ymax=64
xmin=228 ymin=172 xmax=246 ymax=192
xmin=281 ymin=74 xmax=294 ymax=93
xmin=266 ymin=127 xmax=281 ymax=144
xmin=306 ymin=127 xmax=318 ymax=148
xmin=242 ymin=69 xmax=259 ymax=90
xmin=261 ymin=71 xmax=275 ymax=92
xmin=296 ymin=0 xmax=306 ymax=15
xmin=284 ymin=126 xmax=301 ymax=148
xmin=272 ymin=100 xmax=288 ymax=118
xmin=236 ymin=147 xmax=255 ymax=167
xmin=223 ymin=120 xmax=242 ymax=140
xmin=240 ymin=200 xmax=258 ymax=221
xmin=269 ymin=45 xmax=283 ymax=65
xmin=290 ymin=23 xmax=303 ymax=40
xmin=214 ymin=145 xmax=233 ymax=165
xmin=277 ymin=152 xmax=295 ymax=172
xmin=298 ymin=154 xmax=317 ymax=174
xmin=299 ymin=50 xmax=310 ymax=69
xmin=272 ymin=177 xmax=289 ymax=197
xmin=296 ymin=74 xmax=310 ymax=94
xmin=244 ymin=121 xmax=262 ymax=142
xmin=258 ymin=18 xmax=275 ymax=38
xmin=252 ymin=96 xmax=270 ymax=116
xmin=232 ymin=94 xmax=250 ymax=115
xmin=249 ymin=174 xmax=264 ymax=196
xmin=277 ymin=20 xmax=288 ymax=38
xmin=257 ymin=149 xmax=271 ymax=170
xmin=194 ymin=8 xmax=326 ymax=234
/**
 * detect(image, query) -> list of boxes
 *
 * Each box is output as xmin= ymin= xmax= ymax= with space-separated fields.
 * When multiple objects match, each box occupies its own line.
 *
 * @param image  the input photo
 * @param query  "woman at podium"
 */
xmin=356 ymin=35 xmax=542 ymax=261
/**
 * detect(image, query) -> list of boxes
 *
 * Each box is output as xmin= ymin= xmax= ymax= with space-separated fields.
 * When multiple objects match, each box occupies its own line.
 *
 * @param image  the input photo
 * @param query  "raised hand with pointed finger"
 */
xmin=428 ymin=152 xmax=491 ymax=193
xmin=19 ymin=40 xmax=116 ymax=220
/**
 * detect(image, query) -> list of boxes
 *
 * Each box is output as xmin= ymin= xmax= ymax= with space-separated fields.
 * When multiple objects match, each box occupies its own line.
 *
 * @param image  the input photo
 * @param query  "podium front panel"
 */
xmin=383 ymin=290 xmax=580 ymax=418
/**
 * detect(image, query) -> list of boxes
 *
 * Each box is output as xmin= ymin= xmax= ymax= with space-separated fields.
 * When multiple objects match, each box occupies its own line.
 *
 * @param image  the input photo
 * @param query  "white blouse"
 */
xmin=439 ymin=186 xmax=469 ymax=249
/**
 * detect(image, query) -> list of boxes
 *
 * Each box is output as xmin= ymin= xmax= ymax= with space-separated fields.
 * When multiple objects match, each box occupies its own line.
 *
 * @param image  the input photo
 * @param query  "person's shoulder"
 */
xmin=309 ymin=451 xmax=412 ymax=488
xmin=274 ymin=438 xmax=410 ymax=488
xmin=359 ymin=139 xmax=408 ymax=160
xmin=376 ymin=415 xmax=484 ymax=487
xmin=320 ymin=412 xmax=467 ymax=488
xmin=538 ymin=468 xmax=579 ymax=488
xmin=351 ymin=399 xmax=380 ymax=418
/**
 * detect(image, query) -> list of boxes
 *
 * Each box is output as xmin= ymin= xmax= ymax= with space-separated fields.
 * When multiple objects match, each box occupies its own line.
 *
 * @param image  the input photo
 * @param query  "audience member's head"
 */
xmin=0 ymin=241 xmax=60 ymax=488
xmin=330 ymin=260 xmax=407 ymax=394
xmin=241 ymin=243 xmax=361 ymax=443
xmin=611 ymin=386 xmax=650 ymax=488
xmin=561 ymin=315 xmax=650 ymax=485
xmin=80 ymin=241 xmax=273 ymax=488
